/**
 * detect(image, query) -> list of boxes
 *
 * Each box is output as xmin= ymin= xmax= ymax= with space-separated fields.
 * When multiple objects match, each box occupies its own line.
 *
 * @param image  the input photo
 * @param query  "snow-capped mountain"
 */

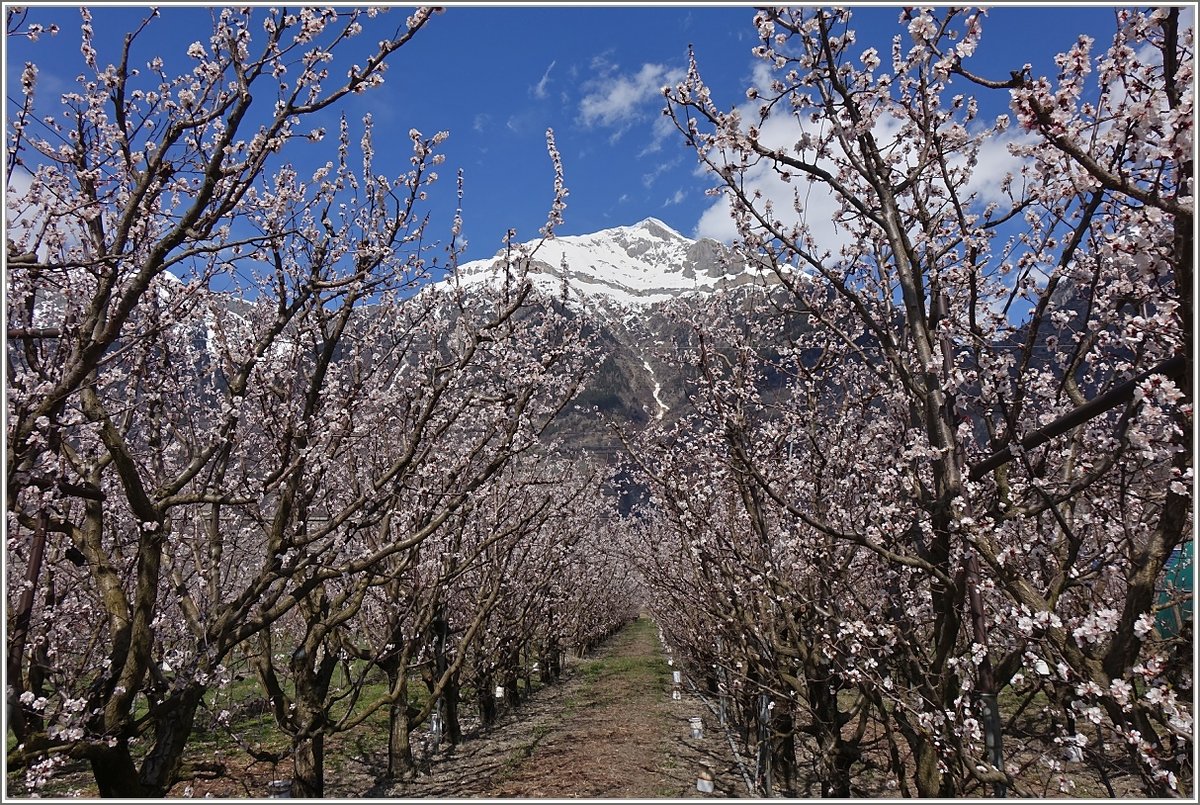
xmin=450 ymin=217 xmax=784 ymax=308
xmin=440 ymin=217 xmax=811 ymax=467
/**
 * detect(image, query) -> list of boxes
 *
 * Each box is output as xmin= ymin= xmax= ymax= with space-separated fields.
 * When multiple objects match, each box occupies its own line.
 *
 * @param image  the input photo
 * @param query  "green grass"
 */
xmin=576 ymin=619 xmax=671 ymax=689
xmin=11 ymin=642 xmax=565 ymax=797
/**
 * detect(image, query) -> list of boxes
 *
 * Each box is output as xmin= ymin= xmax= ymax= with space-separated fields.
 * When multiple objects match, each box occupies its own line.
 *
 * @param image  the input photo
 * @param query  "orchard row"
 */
xmin=5 ymin=7 xmax=641 ymax=796
xmin=628 ymin=7 xmax=1192 ymax=798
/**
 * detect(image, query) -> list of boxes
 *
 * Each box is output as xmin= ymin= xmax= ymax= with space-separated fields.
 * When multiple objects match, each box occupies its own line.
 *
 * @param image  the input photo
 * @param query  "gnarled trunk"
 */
xmin=895 ymin=707 xmax=958 ymax=798
xmin=291 ymin=731 xmax=325 ymax=798
xmin=287 ymin=638 xmax=337 ymax=798
xmin=385 ymin=672 xmax=418 ymax=780
xmin=90 ymin=741 xmax=144 ymax=798
xmin=139 ymin=686 xmax=203 ymax=796
xmin=539 ymin=638 xmax=561 ymax=684
xmin=387 ymin=704 xmax=416 ymax=779
xmin=770 ymin=706 xmax=797 ymax=797
xmin=805 ymin=670 xmax=857 ymax=798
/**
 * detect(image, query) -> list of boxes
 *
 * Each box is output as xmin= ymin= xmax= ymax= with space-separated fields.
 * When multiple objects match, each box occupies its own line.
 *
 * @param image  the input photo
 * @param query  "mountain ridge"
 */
xmin=450 ymin=217 xmax=791 ymax=308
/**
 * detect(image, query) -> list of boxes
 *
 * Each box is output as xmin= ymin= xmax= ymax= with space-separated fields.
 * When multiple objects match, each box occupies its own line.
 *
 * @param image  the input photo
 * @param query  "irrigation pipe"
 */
xmin=684 ymin=675 xmax=758 ymax=796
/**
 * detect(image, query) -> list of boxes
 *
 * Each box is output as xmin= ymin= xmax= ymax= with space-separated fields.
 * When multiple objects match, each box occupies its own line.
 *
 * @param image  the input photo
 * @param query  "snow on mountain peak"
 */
xmin=627 ymin=216 xmax=685 ymax=240
xmin=451 ymin=217 xmax=780 ymax=308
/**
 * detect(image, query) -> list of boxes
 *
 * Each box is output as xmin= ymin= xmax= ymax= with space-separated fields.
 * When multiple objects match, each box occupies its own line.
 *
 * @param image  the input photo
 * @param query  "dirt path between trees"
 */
xmin=351 ymin=615 xmax=750 ymax=799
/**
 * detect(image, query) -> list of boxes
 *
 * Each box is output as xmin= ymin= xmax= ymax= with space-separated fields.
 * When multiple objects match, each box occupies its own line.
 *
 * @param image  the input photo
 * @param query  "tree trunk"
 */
xmin=387 ymin=703 xmax=416 ymax=780
xmin=7 ymin=512 xmax=48 ymax=743
xmin=895 ymin=708 xmax=957 ymax=798
xmin=386 ymin=667 xmax=420 ymax=782
xmin=478 ymin=678 xmax=497 ymax=727
xmin=539 ymin=639 xmax=560 ymax=684
xmin=505 ymin=675 xmax=521 ymax=707
xmin=291 ymin=732 xmax=324 ymax=798
xmin=912 ymin=742 xmax=941 ymax=798
xmin=518 ymin=643 xmax=532 ymax=698
xmin=770 ymin=706 xmax=797 ymax=797
xmin=288 ymin=640 xmax=336 ymax=798
xmin=443 ymin=673 xmax=463 ymax=746
xmin=806 ymin=671 xmax=855 ymax=798
xmin=503 ymin=646 xmax=521 ymax=706
xmin=138 ymin=686 xmax=203 ymax=796
xmin=90 ymin=741 xmax=145 ymax=798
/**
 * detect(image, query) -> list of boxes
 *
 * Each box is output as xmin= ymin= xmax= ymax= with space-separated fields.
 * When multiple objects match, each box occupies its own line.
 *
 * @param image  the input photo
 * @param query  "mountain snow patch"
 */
xmin=449 ymin=218 xmax=787 ymax=308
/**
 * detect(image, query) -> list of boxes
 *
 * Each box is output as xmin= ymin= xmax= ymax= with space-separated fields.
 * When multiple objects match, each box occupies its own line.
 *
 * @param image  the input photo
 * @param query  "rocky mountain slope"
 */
xmin=445 ymin=219 xmax=801 ymax=459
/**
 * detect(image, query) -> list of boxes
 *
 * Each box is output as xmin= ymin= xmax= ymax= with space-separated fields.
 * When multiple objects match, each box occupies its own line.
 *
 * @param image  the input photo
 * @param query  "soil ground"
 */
xmin=342 ymin=615 xmax=751 ymax=798
xmin=15 ymin=616 xmax=749 ymax=799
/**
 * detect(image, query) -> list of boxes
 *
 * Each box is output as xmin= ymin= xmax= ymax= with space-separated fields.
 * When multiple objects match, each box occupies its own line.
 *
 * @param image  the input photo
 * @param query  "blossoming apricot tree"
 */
xmin=637 ymin=5 xmax=1191 ymax=797
xmin=5 ymin=6 xmax=602 ymax=798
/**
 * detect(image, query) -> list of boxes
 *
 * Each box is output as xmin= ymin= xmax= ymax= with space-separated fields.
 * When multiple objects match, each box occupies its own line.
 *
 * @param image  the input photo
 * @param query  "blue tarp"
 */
xmin=1154 ymin=541 xmax=1193 ymax=640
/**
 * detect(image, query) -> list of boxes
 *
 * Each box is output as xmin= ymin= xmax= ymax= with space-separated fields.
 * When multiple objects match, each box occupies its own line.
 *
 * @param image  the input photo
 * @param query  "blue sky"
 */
xmin=6 ymin=3 xmax=1128 ymax=265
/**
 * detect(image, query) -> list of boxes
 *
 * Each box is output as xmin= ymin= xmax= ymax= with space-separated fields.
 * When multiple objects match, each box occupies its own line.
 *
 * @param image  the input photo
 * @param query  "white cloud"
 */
xmin=5 ymin=166 xmax=34 ymax=230
xmin=579 ymin=62 xmax=684 ymax=130
xmin=531 ymin=60 xmax=556 ymax=100
xmin=639 ymin=115 xmax=679 ymax=157
xmin=642 ymin=155 xmax=681 ymax=188
xmin=589 ymin=51 xmax=616 ymax=73
xmin=694 ymin=97 xmax=859 ymax=255
xmin=663 ymin=189 xmax=687 ymax=207
xmin=693 ymin=64 xmax=1035 ymax=262
xmin=6 ymin=166 xmax=72 ymax=262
